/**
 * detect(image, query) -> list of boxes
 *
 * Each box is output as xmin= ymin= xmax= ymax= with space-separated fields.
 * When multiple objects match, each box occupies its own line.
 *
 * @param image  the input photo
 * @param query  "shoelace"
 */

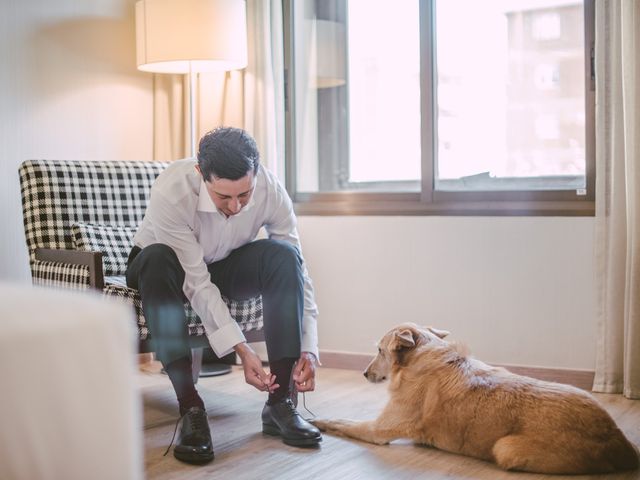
xmin=278 ymin=394 xmax=317 ymax=419
xmin=163 ymin=409 xmax=208 ymax=457
xmin=300 ymin=392 xmax=316 ymax=420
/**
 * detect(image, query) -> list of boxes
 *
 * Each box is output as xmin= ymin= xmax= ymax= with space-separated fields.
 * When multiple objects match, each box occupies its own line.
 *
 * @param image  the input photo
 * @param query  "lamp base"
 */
xmin=199 ymin=362 xmax=232 ymax=377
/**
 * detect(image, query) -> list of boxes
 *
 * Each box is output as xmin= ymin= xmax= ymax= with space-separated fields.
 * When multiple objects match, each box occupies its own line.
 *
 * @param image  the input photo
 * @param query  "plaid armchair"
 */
xmin=19 ymin=159 xmax=265 ymax=358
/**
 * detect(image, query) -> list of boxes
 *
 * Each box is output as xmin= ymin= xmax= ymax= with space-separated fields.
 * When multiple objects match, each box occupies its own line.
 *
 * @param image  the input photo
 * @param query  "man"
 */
xmin=126 ymin=127 xmax=321 ymax=464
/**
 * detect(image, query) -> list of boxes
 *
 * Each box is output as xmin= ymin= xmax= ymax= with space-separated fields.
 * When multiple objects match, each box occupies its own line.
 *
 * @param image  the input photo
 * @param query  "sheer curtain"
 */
xmin=592 ymin=0 xmax=640 ymax=399
xmin=243 ymin=0 xmax=285 ymax=176
xmin=151 ymin=0 xmax=284 ymax=175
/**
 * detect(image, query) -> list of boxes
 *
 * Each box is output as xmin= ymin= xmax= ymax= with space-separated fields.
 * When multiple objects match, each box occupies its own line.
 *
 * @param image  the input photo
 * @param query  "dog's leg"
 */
xmin=312 ymin=418 xmax=411 ymax=445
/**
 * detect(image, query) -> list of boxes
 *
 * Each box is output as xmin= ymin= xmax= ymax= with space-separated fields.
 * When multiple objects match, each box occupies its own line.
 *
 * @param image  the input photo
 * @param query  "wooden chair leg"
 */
xmin=191 ymin=347 xmax=203 ymax=384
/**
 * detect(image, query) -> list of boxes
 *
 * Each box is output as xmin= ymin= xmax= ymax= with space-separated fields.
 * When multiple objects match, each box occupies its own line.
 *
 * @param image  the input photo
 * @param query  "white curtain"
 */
xmin=592 ymin=0 xmax=640 ymax=399
xmin=151 ymin=0 xmax=284 ymax=175
xmin=243 ymin=0 xmax=285 ymax=176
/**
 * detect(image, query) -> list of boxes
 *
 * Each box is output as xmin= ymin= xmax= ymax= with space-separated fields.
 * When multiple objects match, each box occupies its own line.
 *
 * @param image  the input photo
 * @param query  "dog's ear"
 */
xmin=392 ymin=328 xmax=416 ymax=350
xmin=427 ymin=327 xmax=450 ymax=339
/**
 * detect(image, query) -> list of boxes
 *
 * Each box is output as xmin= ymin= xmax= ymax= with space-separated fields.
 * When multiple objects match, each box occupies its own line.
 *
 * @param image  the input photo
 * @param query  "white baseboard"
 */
xmin=318 ymin=350 xmax=595 ymax=391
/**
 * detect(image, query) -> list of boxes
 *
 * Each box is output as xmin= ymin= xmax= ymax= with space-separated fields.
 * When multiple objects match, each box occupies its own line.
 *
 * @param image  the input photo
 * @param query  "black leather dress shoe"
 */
xmin=173 ymin=407 xmax=214 ymax=464
xmin=262 ymin=398 xmax=322 ymax=447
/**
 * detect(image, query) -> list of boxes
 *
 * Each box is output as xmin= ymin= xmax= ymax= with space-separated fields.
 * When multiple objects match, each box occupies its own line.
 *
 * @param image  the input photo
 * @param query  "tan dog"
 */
xmin=313 ymin=323 xmax=639 ymax=474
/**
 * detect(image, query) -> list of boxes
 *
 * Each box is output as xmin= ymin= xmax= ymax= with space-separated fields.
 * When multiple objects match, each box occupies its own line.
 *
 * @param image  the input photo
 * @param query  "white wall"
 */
xmin=0 ymin=0 xmax=153 ymax=283
xmin=298 ymin=216 xmax=597 ymax=370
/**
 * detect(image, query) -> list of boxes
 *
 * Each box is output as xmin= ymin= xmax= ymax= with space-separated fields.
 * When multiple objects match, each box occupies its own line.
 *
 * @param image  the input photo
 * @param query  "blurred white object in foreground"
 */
xmin=0 ymin=283 xmax=143 ymax=480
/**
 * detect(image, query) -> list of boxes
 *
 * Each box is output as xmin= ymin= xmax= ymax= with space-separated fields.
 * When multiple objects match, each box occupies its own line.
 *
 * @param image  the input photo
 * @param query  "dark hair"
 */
xmin=197 ymin=127 xmax=260 ymax=181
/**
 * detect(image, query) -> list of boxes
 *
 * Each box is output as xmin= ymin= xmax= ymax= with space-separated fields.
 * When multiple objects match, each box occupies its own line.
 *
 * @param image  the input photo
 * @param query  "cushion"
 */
xmin=71 ymin=223 xmax=136 ymax=276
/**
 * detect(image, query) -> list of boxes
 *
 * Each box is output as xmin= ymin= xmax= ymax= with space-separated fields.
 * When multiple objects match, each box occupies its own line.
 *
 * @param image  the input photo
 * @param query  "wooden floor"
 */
xmin=139 ymin=364 xmax=640 ymax=480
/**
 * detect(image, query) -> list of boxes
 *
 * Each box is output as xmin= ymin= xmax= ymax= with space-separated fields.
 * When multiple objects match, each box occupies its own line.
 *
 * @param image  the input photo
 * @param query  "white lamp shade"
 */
xmin=135 ymin=0 xmax=248 ymax=73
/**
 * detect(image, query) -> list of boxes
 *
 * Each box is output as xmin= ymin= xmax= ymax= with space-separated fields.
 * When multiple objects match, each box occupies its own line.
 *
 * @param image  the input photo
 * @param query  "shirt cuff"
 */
xmin=207 ymin=322 xmax=246 ymax=358
xmin=301 ymin=335 xmax=319 ymax=363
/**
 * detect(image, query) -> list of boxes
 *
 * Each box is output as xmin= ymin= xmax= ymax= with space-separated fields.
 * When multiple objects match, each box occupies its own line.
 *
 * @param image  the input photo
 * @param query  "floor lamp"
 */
xmin=135 ymin=0 xmax=248 ymax=375
xmin=135 ymin=0 xmax=248 ymax=157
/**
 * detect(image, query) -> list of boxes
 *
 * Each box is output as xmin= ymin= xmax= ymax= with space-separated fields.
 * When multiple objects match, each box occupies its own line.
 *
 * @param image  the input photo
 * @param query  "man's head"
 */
xmin=196 ymin=127 xmax=260 ymax=217
xmin=197 ymin=127 xmax=260 ymax=181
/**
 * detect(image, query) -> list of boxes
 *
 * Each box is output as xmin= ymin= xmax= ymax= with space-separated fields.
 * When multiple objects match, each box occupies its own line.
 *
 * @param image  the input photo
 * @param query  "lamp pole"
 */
xmin=189 ymin=63 xmax=197 ymax=157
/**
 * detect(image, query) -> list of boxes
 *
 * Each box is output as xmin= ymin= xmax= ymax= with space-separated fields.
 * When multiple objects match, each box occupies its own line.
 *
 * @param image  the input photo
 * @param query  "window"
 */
xmin=283 ymin=0 xmax=595 ymax=215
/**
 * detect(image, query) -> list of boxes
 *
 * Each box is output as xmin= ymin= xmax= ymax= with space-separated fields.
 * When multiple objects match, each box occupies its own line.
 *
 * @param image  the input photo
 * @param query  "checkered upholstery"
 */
xmin=19 ymin=159 xmax=264 ymax=346
xmin=103 ymin=282 xmax=206 ymax=339
xmin=32 ymin=260 xmax=91 ymax=291
xmin=104 ymin=280 xmax=263 ymax=339
xmin=19 ymin=160 xmax=162 ymax=263
xmin=72 ymin=223 xmax=136 ymax=276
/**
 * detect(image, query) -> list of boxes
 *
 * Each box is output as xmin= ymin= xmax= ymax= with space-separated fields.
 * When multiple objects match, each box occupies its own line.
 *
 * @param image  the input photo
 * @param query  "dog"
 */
xmin=312 ymin=323 xmax=639 ymax=474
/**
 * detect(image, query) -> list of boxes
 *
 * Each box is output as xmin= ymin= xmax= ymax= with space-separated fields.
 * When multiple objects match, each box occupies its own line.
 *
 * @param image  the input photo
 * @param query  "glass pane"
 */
xmin=347 ymin=0 xmax=421 ymax=187
xmin=434 ymin=0 xmax=586 ymax=192
xmin=293 ymin=0 xmax=421 ymax=193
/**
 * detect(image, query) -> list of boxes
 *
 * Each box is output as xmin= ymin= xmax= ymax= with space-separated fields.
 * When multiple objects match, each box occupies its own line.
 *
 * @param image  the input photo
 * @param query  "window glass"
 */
xmin=347 ymin=0 xmax=421 ymax=187
xmin=434 ymin=0 xmax=586 ymax=192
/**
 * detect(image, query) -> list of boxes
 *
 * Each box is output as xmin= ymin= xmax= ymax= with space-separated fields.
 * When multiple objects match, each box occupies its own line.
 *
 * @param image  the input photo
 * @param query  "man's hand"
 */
xmin=292 ymin=352 xmax=317 ymax=392
xmin=234 ymin=343 xmax=279 ymax=393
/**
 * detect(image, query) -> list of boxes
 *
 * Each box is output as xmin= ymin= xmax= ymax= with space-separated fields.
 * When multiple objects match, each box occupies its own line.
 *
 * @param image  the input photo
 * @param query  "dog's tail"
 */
xmin=605 ymin=432 xmax=640 ymax=472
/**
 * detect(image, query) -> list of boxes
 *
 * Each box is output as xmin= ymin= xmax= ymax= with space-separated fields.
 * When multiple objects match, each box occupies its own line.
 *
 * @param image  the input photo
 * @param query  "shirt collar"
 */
xmin=197 ymin=179 xmax=217 ymax=213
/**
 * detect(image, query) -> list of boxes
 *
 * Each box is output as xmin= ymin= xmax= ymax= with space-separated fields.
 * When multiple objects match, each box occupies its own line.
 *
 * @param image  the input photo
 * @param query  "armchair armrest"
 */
xmin=35 ymin=248 xmax=104 ymax=290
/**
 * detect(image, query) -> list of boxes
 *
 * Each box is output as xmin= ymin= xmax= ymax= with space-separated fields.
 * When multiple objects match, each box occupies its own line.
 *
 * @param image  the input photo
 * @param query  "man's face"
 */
xmin=202 ymin=170 xmax=256 ymax=217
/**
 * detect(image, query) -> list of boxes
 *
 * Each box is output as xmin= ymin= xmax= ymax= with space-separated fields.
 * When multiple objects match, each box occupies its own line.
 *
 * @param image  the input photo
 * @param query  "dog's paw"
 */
xmin=310 ymin=418 xmax=332 ymax=432
xmin=310 ymin=418 xmax=355 ymax=435
xmin=309 ymin=419 xmax=384 ymax=445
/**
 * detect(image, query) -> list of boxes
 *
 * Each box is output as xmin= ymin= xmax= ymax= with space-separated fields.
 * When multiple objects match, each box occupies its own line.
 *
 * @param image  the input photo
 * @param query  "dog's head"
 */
xmin=363 ymin=323 xmax=450 ymax=383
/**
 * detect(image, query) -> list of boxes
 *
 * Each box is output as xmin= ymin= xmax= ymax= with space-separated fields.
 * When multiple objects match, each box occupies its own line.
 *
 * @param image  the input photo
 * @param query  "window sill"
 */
xmin=293 ymin=199 xmax=595 ymax=217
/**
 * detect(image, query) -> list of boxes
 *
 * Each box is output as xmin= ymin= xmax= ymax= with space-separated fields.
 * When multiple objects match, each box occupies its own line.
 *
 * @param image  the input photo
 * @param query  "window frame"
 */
xmin=283 ymin=0 xmax=595 ymax=216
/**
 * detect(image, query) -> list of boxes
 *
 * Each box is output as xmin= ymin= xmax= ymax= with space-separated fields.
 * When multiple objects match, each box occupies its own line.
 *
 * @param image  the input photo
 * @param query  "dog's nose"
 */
xmin=363 ymin=371 xmax=369 ymax=379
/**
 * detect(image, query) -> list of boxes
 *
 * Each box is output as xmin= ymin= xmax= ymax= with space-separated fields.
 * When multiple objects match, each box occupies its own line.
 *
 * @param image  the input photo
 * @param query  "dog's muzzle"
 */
xmin=363 ymin=370 xmax=386 ymax=383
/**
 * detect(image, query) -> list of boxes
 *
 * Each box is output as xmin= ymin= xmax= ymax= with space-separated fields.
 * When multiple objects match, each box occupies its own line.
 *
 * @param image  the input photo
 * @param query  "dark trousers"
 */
xmin=125 ymin=239 xmax=304 ymax=367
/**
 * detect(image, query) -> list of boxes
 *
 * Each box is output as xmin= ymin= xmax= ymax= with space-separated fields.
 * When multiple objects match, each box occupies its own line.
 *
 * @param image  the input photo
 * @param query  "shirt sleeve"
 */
xmin=264 ymin=182 xmax=320 ymax=359
xmin=145 ymin=191 xmax=246 ymax=357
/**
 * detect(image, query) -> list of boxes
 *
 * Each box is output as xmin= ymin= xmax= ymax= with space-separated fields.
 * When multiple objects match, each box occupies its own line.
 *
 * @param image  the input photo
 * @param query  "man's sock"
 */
xmin=164 ymin=355 xmax=205 ymax=415
xmin=267 ymin=357 xmax=297 ymax=405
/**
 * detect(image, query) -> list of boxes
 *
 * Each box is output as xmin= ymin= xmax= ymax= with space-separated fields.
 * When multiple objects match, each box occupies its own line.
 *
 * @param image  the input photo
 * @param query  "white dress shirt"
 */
xmin=134 ymin=159 xmax=319 ymax=358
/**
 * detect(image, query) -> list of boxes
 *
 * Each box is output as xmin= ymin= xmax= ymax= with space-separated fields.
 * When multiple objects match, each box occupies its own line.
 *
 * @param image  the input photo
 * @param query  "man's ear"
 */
xmin=427 ymin=327 xmax=450 ymax=339
xmin=391 ymin=328 xmax=416 ymax=350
